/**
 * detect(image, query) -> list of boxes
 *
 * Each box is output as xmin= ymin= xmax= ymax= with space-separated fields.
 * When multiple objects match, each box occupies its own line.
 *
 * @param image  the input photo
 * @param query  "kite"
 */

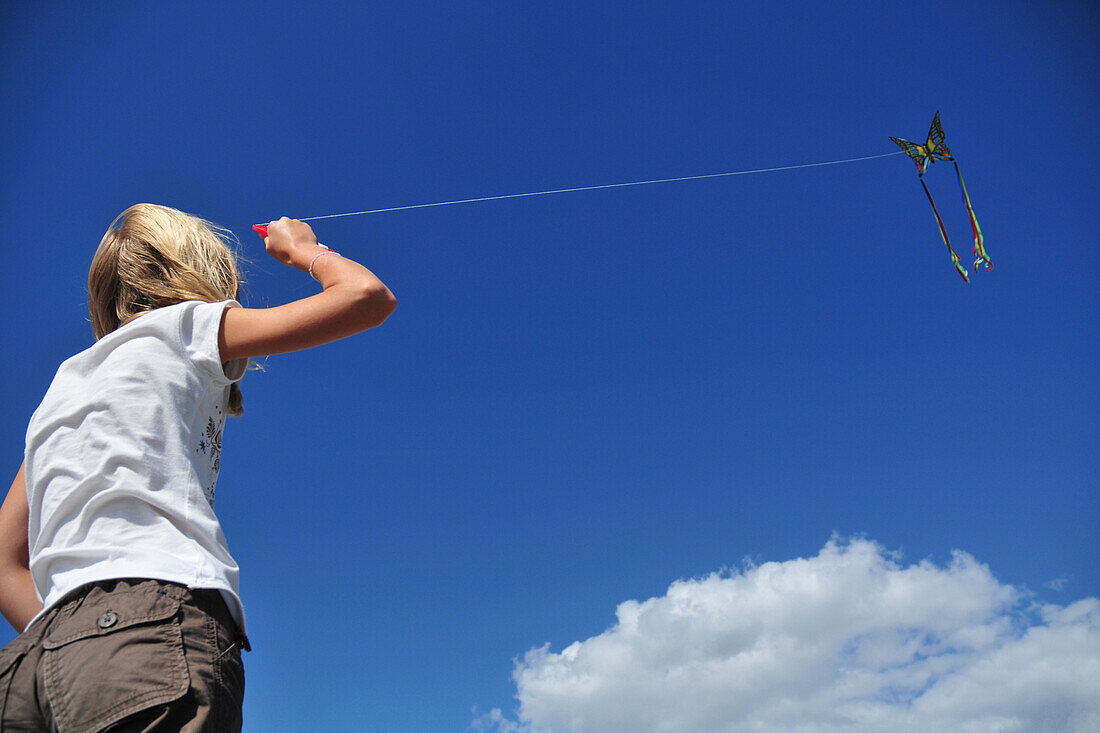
xmin=890 ymin=111 xmax=992 ymax=282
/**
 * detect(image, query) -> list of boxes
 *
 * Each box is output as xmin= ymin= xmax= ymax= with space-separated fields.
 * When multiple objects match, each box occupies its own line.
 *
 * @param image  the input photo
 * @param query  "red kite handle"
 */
xmin=252 ymin=224 xmax=268 ymax=238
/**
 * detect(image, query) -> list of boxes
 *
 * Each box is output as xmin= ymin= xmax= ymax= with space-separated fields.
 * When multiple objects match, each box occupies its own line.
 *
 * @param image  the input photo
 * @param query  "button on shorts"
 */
xmin=0 ymin=578 xmax=247 ymax=732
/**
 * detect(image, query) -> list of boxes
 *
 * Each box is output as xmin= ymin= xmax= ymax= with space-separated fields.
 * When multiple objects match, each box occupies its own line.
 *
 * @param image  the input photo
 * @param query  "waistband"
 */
xmin=50 ymin=577 xmax=250 ymax=651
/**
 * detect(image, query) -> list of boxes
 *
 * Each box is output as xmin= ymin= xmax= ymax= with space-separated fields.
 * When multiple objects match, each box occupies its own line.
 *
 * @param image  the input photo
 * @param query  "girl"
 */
xmin=0 ymin=205 xmax=395 ymax=731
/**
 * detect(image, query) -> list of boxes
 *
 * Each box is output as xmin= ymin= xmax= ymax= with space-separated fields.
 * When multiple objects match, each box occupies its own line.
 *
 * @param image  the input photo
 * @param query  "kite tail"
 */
xmin=919 ymin=177 xmax=969 ymax=282
xmin=954 ymin=161 xmax=992 ymax=272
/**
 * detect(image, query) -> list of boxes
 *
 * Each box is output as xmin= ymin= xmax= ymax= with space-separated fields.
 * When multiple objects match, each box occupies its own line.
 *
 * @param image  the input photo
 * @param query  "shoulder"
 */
xmin=85 ymin=301 xmax=242 ymax=377
xmin=113 ymin=300 xmax=239 ymax=352
xmin=176 ymin=300 xmax=247 ymax=383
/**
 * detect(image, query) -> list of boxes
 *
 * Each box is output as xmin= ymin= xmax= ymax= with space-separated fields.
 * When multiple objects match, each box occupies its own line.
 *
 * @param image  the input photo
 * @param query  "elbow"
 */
xmin=354 ymin=283 xmax=397 ymax=329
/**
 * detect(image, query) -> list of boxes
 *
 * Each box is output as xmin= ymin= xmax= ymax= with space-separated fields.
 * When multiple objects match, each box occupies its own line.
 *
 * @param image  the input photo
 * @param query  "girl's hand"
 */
xmin=221 ymin=217 xmax=396 ymax=361
xmin=260 ymin=217 xmax=326 ymax=272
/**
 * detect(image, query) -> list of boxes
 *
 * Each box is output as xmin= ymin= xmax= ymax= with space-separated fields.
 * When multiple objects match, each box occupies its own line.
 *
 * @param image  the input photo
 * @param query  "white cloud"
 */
xmin=1046 ymin=577 xmax=1070 ymax=592
xmin=474 ymin=537 xmax=1100 ymax=733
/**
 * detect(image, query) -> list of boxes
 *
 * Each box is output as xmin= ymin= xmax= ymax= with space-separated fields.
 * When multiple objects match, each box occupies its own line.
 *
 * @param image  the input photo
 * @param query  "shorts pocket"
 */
xmin=215 ymin=639 xmax=245 ymax=731
xmin=0 ymin=639 xmax=29 ymax=721
xmin=41 ymin=586 xmax=189 ymax=733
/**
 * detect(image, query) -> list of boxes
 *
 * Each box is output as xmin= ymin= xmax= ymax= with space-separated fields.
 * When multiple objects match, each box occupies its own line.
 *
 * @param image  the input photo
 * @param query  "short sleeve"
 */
xmin=177 ymin=300 xmax=246 ymax=385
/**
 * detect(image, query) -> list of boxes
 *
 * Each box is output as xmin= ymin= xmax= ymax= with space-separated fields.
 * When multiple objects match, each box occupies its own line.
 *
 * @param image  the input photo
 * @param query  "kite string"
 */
xmin=297 ymin=151 xmax=905 ymax=222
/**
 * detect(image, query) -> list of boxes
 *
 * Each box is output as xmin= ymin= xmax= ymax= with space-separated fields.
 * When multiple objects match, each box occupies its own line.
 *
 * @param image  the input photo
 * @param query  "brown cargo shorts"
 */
xmin=0 ymin=578 xmax=247 ymax=732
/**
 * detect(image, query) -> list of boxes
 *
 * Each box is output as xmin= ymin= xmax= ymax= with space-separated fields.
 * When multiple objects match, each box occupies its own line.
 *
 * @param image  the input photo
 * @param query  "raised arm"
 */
xmin=219 ymin=217 xmax=397 ymax=361
xmin=0 ymin=462 xmax=42 ymax=632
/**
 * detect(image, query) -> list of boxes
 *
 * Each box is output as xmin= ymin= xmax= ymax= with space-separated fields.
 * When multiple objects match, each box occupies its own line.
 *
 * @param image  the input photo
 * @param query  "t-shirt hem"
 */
xmin=30 ymin=572 xmax=246 ymax=634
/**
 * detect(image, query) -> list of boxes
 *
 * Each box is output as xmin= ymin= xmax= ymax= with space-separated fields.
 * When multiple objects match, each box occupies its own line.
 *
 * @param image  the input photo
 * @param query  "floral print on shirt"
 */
xmin=195 ymin=405 xmax=224 ymax=508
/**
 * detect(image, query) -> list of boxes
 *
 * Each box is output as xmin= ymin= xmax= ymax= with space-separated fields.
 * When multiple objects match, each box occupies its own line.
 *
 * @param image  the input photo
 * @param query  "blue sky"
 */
xmin=1 ymin=2 xmax=1097 ymax=731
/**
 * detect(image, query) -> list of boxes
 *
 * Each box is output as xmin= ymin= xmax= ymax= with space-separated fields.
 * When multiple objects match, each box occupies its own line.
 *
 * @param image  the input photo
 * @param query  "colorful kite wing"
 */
xmin=890 ymin=136 xmax=931 ymax=175
xmin=925 ymin=111 xmax=953 ymax=161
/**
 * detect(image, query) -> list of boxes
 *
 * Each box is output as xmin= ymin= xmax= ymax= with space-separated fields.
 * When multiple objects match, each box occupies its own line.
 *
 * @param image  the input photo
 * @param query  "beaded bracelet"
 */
xmin=308 ymin=245 xmax=340 ymax=281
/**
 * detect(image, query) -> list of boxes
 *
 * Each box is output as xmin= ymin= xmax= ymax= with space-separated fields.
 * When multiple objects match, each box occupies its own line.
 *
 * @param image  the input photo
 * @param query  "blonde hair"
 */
xmin=89 ymin=203 xmax=247 ymax=416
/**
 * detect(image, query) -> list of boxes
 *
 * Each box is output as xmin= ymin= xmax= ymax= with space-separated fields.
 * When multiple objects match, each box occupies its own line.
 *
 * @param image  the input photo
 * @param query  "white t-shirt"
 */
xmin=24 ymin=300 xmax=248 ymax=632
